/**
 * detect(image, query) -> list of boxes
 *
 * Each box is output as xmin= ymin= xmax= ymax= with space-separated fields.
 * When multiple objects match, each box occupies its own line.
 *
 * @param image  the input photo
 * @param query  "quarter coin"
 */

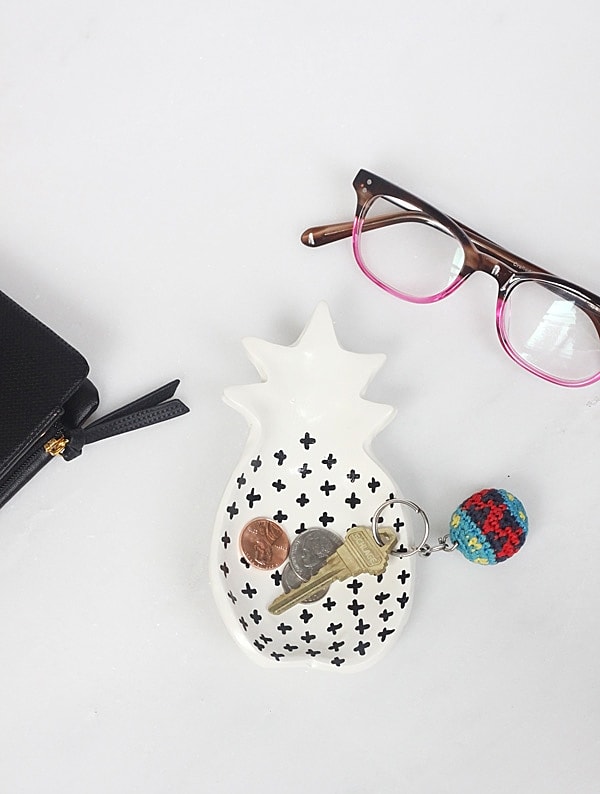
xmin=289 ymin=528 xmax=343 ymax=579
xmin=281 ymin=562 xmax=329 ymax=603
xmin=239 ymin=518 xmax=290 ymax=570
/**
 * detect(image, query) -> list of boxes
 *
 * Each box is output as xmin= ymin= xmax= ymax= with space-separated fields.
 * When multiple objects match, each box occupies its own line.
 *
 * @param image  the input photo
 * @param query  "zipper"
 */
xmin=0 ymin=408 xmax=63 ymax=480
xmin=44 ymin=436 xmax=69 ymax=456
xmin=0 ymin=421 xmax=67 ymax=504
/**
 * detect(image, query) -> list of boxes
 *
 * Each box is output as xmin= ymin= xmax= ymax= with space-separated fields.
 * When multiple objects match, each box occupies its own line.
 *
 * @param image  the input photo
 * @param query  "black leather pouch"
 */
xmin=0 ymin=289 xmax=189 ymax=509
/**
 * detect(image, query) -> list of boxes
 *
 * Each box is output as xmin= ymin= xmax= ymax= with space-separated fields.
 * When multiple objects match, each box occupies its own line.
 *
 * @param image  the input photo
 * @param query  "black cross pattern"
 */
xmin=322 ymin=453 xmax=337 ymax=469
xmin=394 ymin=517 xmax=404 ymax=532
xmin=240 ymin=557 xmax=250 ymax=569
xmin=272 ymin=479 xmax=286 ymax=492
xmin=300 ymin=432 xmax=316 ymax=450
xmin=345 ymin=492 xmax=360 ymax=509
xmin=329 ymin=640 xmax=344 ymax=652
xmin=319 ymin=512 xmax=334 ymax=527
xmin=249 ymin=610 xmax=262 ymax=624
xmin=295 ymin=522 xmax=308 ymax=534
xmin=322 ymin=597 xmax=337 ymax=611
xmin=347 ymin=579 xmax=363 ymax=595
xmin=298 ymin=463 xmax=312 ymax=478
xmin=301 ymin=631 xmax=316 ymax=644
xmin=299 ymin=609 xmax=314 ymax=624
xmin=274 ymin=450 xmax=287 ymax=466
xmin=320 ymin=480 xmax=336 ymax=496
xmin=306 ymin=648 xmax=321 ymax=657
xmin=397 ymin=592 xmax=410 ymax=609
xmin=375 ymin=592 xmax=391 ymax=605
xmin=368 ymin=477 xmax=381 ymax=493
xmin=355 ymin=618 xmax=371 ymax=635
xmin=259 ymin=634 xmax=272 ymax=645
xmin=236 ymin=473 xmax=246 ymax=489
xmin=348 ymin=599 xmax=365 ymax=616
xmin=398 ymin=570 xmax=411 ymax=585
xmin=220 ymin=562 xmax=229 ymax=578
xmin=246 ymin=488 xmax=261 ymax=507
xmin=273 ymin=510 xmax=288 ymax=522
xmin=354 ymin=640 xmax=370 ymax=656
xmin=284 ymin=644 xmax=299 ymax=652
xmin=327 ymin=622 xmax=343 ymax=635
xmin=227 ymin=590 xmax=237 ymax=604
xmin=239 ymin=616 xmax=248 ymax=631
xmin=379 ymin=608 xmax=394 ymax=622
xmin=226 ymin=501 xmax=239 ymax=520
xmin=277 ymin=623 xmax=292 ymax=635
xmin=271 ymin=652 xmax=284 ymax=662
xmin=250 ymin=456 xmax=262 ymax=472
xmin=331 ymin=657 xmax=345 ymax=667
xmin=296 ymin=493 xmax=309 ymax=507
xmin=378 ymin=626 xmax=395 ymax=642
xmin=241 ymin=583 xmax=257 ymax=599
xmin=221 ymin=532 xmax=231 ymax=549
xmin=347 ymin=469 xmax=360 ymax=482
xmin=271 ymin=570 xmax=283 ymax=587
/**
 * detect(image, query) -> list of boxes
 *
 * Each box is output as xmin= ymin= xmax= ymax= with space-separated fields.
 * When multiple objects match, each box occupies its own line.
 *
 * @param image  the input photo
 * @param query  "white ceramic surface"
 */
xmin=211 ymin=303 xmax=413 ymax=670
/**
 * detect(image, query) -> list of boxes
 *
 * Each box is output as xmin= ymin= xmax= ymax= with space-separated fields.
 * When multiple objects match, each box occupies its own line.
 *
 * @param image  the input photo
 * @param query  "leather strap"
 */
xmin=62 ymin=380 xmax=189 ymax=460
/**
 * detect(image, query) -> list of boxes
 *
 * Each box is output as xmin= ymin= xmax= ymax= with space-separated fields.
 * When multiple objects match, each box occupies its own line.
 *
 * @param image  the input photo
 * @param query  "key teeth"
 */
xmin=268 ymin=565 xmax=339 ymax=614
xmin=267 ymin=526 xmax=397 ymax=614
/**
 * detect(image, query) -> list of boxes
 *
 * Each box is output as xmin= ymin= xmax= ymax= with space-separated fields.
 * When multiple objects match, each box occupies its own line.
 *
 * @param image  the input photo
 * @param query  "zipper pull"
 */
xmin=44 ymin=436 xmax=69 ymax=456
xmin=61 ymin=380 xmax=189 ymax=461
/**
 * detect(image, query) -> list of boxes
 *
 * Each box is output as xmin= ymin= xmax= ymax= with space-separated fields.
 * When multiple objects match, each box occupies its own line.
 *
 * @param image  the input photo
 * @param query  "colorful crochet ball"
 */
xmin=449 ymin=488 xmax=528 ymax=565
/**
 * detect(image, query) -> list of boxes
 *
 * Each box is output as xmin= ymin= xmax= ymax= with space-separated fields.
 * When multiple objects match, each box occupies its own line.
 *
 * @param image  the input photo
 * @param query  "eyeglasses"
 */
xmin=301 ymin=169 xmax=600 ymax=388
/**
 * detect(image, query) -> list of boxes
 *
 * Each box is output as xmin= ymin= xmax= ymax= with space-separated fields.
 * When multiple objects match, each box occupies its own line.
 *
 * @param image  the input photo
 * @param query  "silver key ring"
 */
xmin=371 ymin=498 xmax=431 ymax=558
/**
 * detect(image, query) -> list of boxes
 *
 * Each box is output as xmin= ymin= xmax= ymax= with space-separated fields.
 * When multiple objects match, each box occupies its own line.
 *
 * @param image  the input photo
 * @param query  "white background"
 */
xmin=1 ymin=2 xmax=599 ymax=792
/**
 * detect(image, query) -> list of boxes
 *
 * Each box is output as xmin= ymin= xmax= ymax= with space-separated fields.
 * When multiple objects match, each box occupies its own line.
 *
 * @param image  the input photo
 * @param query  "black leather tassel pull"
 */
xmin=62 ymin=380 xmax=189 ymax=461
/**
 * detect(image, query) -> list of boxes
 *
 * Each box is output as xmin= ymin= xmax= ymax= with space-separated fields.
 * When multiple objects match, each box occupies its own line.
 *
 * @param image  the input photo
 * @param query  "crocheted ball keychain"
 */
xmin=372 ymin=487 xmax=528 ymax=565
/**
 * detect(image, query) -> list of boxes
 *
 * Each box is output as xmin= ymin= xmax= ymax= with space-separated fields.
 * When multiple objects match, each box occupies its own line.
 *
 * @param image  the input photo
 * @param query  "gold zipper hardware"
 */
xmin=44 ymin=436 xmax=69 ymax=457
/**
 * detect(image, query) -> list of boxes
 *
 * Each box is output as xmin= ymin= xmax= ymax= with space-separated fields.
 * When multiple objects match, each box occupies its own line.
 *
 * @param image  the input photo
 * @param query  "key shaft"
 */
xmin=268 ymin=525 xmax=396 ymax=615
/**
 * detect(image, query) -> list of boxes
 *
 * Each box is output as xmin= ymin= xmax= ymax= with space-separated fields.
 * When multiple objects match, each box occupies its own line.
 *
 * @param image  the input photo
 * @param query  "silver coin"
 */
xmin=281 ymin=563 xmax=329 ymax=604
xmin=282 ymin=561 xmax=308 ymax=588
xmin=289 ymin=528 xmax=343 ymax=579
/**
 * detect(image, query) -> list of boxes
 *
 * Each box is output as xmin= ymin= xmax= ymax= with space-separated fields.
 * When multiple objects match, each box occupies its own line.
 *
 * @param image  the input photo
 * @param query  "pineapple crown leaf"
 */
xmin=223 ymin=302 xmax=395 ymax=434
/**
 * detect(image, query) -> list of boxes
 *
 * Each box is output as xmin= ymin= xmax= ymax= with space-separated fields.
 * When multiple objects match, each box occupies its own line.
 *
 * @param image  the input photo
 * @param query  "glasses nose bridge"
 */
xmin=475 ymin=251 xmax=514 ymax=291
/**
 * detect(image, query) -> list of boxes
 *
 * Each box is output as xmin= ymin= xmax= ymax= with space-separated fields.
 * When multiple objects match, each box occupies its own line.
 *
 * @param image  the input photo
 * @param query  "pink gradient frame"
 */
xmin=301 ymin=169 xmax=600 ymax=388
xmin=351 ymin=215 xmax=468 ymax=305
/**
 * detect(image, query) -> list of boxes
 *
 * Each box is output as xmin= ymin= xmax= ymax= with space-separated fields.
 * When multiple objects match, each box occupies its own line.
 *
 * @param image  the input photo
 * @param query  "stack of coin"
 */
xmin=281 ymin=528 xmax=343 ymax=604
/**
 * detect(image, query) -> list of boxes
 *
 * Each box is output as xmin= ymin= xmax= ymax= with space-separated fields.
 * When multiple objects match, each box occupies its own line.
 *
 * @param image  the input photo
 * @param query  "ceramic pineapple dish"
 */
xmin=210 ymin=303 xmax=414 ymax=671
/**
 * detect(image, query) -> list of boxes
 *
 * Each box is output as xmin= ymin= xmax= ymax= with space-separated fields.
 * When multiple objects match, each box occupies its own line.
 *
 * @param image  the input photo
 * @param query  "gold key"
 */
xmin=268 ymin=525 xmax=397 ymax=615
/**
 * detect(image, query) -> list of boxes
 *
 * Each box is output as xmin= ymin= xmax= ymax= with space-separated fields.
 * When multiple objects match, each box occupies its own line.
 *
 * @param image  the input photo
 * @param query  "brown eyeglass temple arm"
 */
xmin=301 ymin=213 xmax=553 ymax=278
xmin=301 ymin=216 xmax=392 ymax=247
xmin=301 ymin=213 xmax=600 ymax=337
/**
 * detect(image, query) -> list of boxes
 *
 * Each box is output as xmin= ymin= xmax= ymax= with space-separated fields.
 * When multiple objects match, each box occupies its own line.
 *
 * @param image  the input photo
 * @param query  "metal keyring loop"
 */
xmin=371 ymin=498 xmax=431 ymax=557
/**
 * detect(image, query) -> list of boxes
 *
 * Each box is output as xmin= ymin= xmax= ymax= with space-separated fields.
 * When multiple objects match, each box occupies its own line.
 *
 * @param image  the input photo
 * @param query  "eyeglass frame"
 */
xmin=301 ymin=169 xmax=600 ymax=388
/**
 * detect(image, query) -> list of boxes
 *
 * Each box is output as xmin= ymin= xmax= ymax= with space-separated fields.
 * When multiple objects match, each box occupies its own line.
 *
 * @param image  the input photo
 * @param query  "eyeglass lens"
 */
xmin=356 ymin=194 xmax=600 ymax=385
xmin=501 ymin=280 xmax=600 ymax=384
xmin=357 ymin=196 xmax=464 ymax=300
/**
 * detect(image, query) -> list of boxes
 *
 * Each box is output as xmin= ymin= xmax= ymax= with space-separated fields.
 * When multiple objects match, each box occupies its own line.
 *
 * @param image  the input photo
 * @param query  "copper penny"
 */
xmin=239 ymin=518 xmax=290 ymax=570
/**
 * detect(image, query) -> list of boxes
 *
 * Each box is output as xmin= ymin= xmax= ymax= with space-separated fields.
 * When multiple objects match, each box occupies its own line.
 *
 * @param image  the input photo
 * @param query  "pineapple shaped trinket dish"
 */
xmin=210 ymin=303 xmax=413 ymax=671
